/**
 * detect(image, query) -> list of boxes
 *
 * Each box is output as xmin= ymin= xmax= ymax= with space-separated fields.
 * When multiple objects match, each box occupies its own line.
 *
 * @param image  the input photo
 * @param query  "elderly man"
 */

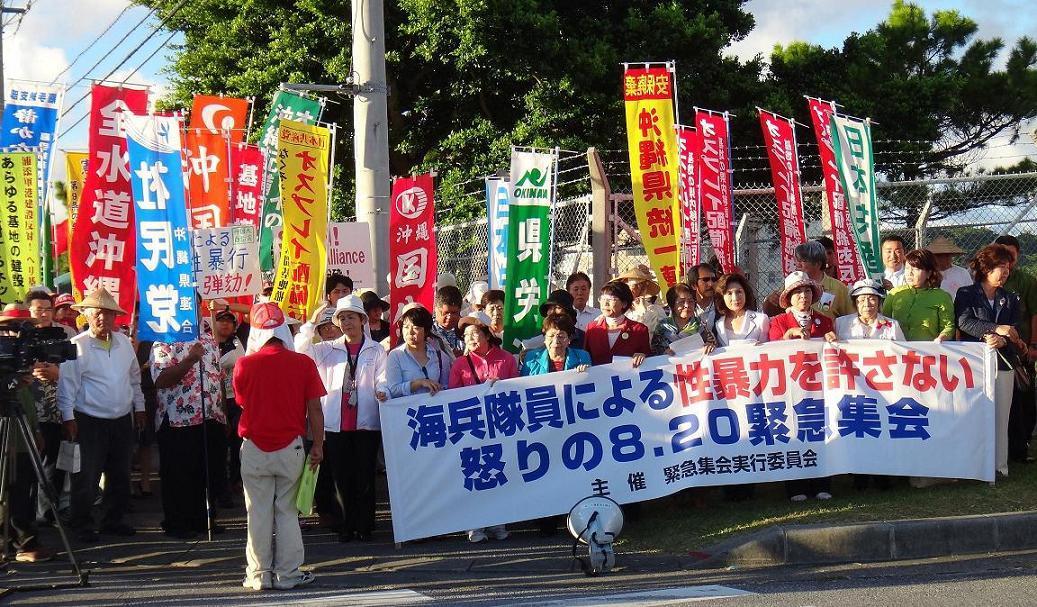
xmin=881 ymin=234 xmax=907 ymax=288
xmin=566 ymin=272 xmax=600 ymax=331
xmin=234 ymin=303 xmax=326 ymax=591
xmin=796 ymin=240 xmax=854 ymax=319
xmin=926 ymin=237 xmax=972 ymax=298
xmin=688 ymin=263 xmax=718 ymax=330
xmin=57 ymin=289 xmax=145 ymax=542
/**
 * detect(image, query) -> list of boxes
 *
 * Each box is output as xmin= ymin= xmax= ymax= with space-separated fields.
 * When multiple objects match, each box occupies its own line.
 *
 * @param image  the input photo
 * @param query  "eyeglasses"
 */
xmin=599 ymin=295 xmax=620 ymax=304
xmin=697 ymin=276 xmax=716 ymax=283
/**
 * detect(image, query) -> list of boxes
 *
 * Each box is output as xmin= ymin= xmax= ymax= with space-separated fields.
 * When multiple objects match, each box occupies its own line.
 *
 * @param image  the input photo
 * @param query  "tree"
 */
xmin=766 ymin=1 xmax=1037 ymax=224
xmin=135 ymin=0 xmax=766 ymax=221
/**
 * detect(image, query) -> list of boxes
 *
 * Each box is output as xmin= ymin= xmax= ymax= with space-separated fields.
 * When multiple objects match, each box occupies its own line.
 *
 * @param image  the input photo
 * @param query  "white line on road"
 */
xmin=510 ymin=585 xmax=755 ymax=606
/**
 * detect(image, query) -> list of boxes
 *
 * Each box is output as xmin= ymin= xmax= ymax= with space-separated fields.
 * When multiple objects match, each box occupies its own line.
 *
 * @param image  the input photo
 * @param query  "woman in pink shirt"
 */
xmin=448 ymin=316 xmax=518 ymax=543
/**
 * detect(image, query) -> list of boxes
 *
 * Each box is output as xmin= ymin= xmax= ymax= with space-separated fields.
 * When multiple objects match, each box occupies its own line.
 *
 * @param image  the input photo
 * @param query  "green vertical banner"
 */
xmin=503 ymin=149 xmax=556 ymax=352
xmin=830 ymin=114 xmax=882 ymax=277
xmin=257 ymin=91 xmax=323 ymax=270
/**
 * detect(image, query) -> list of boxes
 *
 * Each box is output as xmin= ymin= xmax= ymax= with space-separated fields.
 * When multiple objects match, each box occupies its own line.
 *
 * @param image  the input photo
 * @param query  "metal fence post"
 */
xmin=588 ymin=147 xmax=614 ymax=290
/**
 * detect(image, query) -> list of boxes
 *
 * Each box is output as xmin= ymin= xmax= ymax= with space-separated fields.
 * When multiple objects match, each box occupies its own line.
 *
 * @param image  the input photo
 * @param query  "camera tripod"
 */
xmin=0 ymin=376 xmax=88 ymax=592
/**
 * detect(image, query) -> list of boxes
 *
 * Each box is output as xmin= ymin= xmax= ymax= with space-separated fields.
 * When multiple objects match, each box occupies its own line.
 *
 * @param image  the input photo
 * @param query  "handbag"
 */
xmin=998 ymin=350 xmax=1032 ymax=391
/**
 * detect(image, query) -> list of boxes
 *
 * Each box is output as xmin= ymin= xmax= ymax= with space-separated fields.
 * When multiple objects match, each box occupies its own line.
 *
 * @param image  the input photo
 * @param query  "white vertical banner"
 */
xmin=485 ymin=177 xmax=510 ymax=290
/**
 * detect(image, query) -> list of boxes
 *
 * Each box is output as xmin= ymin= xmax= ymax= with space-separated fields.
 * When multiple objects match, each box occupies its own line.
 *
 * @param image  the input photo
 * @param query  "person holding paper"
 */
xmin=651 ymin=283 xmax=710 ymax=355
xmin=584 ymin=281 xmax=650 ymax=367
xmin=713 ymin=273 xmax=770 ymax=347
xmin=795 ymin=240 xmax=853 ymax=320
xmin=383 ymin=304 xmax=454 ymax=398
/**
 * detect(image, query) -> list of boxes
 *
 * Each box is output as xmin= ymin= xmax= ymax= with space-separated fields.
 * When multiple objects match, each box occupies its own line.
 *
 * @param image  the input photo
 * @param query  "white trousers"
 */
xmin=241 ymin=436 xmax=306 ymax=587
xmin=994 ymin=369 xmax=1013 ymax=477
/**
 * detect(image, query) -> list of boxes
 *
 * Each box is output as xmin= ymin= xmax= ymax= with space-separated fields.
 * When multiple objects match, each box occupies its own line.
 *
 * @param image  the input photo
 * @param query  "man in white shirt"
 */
xmin=926 ymin=237 xmax=972 ymax=298
xmin=57 ymin=288 xmax=146 ymax=542
xmin=689 ymin=263 xmax=718 ymax=330
xmin=881 ymin=234 xmax=907 ymax=289
xmin=566 ymin=272 xmax=600 ymax=331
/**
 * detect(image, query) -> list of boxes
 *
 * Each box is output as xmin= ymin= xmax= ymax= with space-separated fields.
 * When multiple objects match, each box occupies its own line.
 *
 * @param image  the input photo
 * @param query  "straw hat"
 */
xmin=457 ymin=316 xmax=501 ymax=347
xmin=614 ymin=265 xmax=660 ymax=296
xmin=779 ymin=271 xmax=822 ymax=308
xmin=71 ymin=288 xmax=126 ymax=315
xmin=925 ymin=237 xmax=965 ymax=256
xmin=0 ymin=302 xmax=38 ymax=324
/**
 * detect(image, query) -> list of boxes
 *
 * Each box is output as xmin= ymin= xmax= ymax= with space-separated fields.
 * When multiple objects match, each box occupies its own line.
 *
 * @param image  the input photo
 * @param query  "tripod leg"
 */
xmin=13 ymin=411 xmax=87 ymax=585
xmin=1 ymin=419 xmax=13 ymax=563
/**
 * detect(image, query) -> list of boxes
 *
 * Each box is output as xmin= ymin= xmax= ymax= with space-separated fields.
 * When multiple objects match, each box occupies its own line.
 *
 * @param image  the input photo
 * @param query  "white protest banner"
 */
xmin=192 ymin=225 xmax=262 ymax=299
xmin=381 ymin=339 xmax=995 ymax=542
xmin=485 ymin=177 xmax=509 ymax=290
xmin=327 ymin=222 xmax=375 ymax=290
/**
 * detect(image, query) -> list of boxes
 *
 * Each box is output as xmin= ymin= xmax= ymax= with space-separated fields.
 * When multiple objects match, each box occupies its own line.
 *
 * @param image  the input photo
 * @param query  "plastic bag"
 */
xmin=295 ymin=462 xmax=319 ymax=515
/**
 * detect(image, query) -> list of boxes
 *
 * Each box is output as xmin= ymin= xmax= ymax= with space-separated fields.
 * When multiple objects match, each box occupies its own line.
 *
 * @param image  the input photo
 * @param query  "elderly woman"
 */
xmin=835 ymin=279 xmax=904 ymax=340
xmin=651 ymin=284 xmax=705 ymax=355
xmin=714 ymin=273 xmax=770 ymax=347
xmin=584 ymin=281 xmax=650 ymax=367
xmin=616 ymin=266 xmax=665 ymax=333
xmin=382 ymin=305 xmax=453 ymax=398
xmin=882 ymin=249 xmax=955 ymax=342
xmin=955 ymin=244 xmax=1023 ymax=478
xmin=768 ymin=272 xmax=835 ymax=502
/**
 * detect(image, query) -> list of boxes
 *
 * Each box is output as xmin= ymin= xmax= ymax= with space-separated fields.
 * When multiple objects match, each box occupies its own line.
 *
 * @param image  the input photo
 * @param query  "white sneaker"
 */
xmin=815 ymin=491 xmax=832 ymax=500
xmin=273 ymin=571 xmax=315 ymax=590
xmin=790 ymin=494 xmax=808 ymax=502
xmin=487 ymin=525 xmax=509 ymax=541
xmin=467 ymin=528 xmax=488 ymax=543
xmin=242 ymin=573 xmax=272 ymax=591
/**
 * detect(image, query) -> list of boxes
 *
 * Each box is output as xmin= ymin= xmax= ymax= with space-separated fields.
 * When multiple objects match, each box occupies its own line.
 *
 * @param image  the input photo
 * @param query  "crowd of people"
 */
xmin=4 ymin=232 xmax=1034 ymax=590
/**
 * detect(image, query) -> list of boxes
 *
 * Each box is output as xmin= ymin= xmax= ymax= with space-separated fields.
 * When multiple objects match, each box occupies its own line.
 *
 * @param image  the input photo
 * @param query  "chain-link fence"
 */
xmin=431 ymin=145 xmax=1037 ymax=301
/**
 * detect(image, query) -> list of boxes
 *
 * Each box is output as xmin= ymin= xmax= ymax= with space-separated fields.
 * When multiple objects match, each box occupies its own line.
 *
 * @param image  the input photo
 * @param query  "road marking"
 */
xmin=231 ymin=589 xmax=433 ymax=606
xmin=516 ymin=585 xmax=755 ymax=606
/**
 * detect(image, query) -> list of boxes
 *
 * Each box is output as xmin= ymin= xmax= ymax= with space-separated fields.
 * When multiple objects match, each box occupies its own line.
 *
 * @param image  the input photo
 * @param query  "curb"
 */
xmin=690 ymin=510 xmax=1037 ymax=569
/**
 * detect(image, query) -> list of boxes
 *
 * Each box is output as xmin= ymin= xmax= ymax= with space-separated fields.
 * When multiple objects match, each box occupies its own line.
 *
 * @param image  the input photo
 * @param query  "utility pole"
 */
xmin=352 ymin=0 xmax=391 ymax=295
xmin=1 ymin=3 xmax=28 ymax=115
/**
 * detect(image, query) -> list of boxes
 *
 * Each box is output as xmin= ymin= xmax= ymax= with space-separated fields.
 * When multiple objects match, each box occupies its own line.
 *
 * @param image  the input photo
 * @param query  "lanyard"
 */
xmin=346 ymin=338 xmax=364 ymax=384
xmin=466 ymin=354 xmax=483 ymax=384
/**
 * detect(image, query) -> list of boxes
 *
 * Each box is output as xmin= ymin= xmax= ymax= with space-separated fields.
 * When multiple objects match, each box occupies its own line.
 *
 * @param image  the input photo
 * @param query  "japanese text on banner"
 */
xmin=695 ymin=109 xmax=736 ymax=273
xmin=229 ymin=143 xmax=264 ymax=230
xmin=192 ymin=226 xmax=261 ymax=299
xmin=831 ymin=114 xmax=882 ymax=276
xmin=676 ymin=126 xmax=700 ymax=277
xmin=64 ymin=151 xmax=89 ymax=264
xmin=0 ymin=80 xmax=63 ymax=207
xmin=503 ymin=150 xmax=555 ymax=352
xmin=381 ymin=339 xmax=995 ymax=542
xmin=270 ymin=120 xmax=330 ymax=321
xmin=486 ymin=178 xmax=510 ymax=290
xmin=623 ymin=66 xmax=681 ymax=288
xmin=808 ymin=99 xmax=863 ymax=283
xmin=257 ymin=91 xmax=322 ymax=271
xmin=68 ymin=84 xmax=148 ymax=317
xmin=184 ymin=129 xmax=232 ymax=229
xmin=0 ymin=152 xmax=40 ymax=300
xmin=124 ymin=115 xmax=198 ymax=343
xmin=389 ymin=174 xmax=437 ymax=337
xmin=759 ymin=110 xmax=806 ymax=275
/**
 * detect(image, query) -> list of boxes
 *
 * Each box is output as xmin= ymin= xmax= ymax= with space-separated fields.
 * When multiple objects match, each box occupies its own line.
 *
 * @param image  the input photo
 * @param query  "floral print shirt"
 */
xmin=150 ymin=334 xmax=225 ymax=429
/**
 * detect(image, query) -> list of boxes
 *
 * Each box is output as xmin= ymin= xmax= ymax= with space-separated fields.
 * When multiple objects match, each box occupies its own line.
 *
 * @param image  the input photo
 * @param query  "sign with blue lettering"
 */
xmin=485 ymin=177 xmax=509 ymax=289
xmin=381 ymin=340 xmax=995 ymax=542
xmin=0 ymin=80 xmax=64 ymax=226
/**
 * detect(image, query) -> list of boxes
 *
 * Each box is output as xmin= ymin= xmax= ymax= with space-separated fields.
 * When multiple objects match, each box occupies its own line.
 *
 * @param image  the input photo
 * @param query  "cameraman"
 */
xmin=0 ymin=303 xmax=53 ymax=562
xmin=25 ymin=290 xmax=72 ymax=528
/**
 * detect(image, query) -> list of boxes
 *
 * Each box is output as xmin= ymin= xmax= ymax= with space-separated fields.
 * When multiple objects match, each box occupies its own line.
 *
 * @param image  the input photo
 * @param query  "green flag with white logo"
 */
xmin=830 ymin=114 xmax=882 ymax=277
xmin=503 ymin=149 xmax=556 ymax=353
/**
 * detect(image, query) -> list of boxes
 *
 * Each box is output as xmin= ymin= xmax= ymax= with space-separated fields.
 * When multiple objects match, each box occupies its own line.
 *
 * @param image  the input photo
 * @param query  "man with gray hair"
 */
xmin=795 ymin=240 xmax=854 ymax=319
xmin=57 ymin=288 xmax=146 ymax=542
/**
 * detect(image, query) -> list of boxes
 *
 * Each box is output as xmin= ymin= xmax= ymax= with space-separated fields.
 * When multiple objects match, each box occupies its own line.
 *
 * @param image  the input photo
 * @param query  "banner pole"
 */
xmin=548 ymin=147 xmax=560 ymax=289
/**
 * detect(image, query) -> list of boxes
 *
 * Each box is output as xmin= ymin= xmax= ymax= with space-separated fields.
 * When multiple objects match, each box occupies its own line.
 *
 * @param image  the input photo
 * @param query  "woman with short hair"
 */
xmin=382 ymin=305 xmax=452 ymax=398
xmin=583 ymin=281 xmax=650 ymax=367
xmin=882 ymin=249 xmax=955 ymax=342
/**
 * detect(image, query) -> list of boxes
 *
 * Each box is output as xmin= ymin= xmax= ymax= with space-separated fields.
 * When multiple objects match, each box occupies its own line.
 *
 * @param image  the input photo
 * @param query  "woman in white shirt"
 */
xmin=713 ymin=273 xmax=770 ymax=347
xmin=835 ymin=279 xmax=905 ymax=340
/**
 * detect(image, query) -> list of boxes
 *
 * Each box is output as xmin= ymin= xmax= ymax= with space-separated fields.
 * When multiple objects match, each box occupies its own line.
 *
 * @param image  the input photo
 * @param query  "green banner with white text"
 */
xmin=830 ymin=114 xmax=882 ymax=277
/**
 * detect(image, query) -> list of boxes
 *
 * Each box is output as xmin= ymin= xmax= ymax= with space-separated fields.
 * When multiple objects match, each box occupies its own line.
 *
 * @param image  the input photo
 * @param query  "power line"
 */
xmin=59 ymin=6 xmax=157 ymax=96
xmin=49 ymin=3 xmax=134 ymax=84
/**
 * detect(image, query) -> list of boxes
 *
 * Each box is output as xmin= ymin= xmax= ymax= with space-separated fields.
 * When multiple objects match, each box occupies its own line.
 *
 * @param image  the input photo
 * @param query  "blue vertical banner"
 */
xmin=124 ymin=115 xmax=198 ymax=343
xmin=1 ymin=80 xmax=64 ymax=206
xmin=485 ymin=177 xmax=509 ymax=290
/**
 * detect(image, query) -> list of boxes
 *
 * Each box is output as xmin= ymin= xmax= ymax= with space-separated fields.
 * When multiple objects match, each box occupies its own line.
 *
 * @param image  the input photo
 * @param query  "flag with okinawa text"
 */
xmin=257 ymin=91 xmax=323 ymax=271
xmin=229 ymin=142 xmax=264 ymax=230
xmin=503 ymin=149 xmax=555 ymax=353
xmin=389 ymin=174 xmax=437 ymax=338
xmin=759 ymin=109 xmax=806 ymax=276
xmin=485 ymin=177 xmax=509 ymax=290
xmin=808 ymin=98 xmax=863 ymax=283
xmin=623 ymin=65 xmax=681 ymax=290
xmin=63 ymin=151 xmax=89 ymax=260
xmin=676 ymin=125 xmax=700 ymax=277
xmin=0 ymin=152 xmax=40 ymax=301
xmin=830 ymin=114 xmax=882 ymax=277
xmin=695 ymin=109 xmax=736 ymax=273
xmin=270 ymin=120 xmax=330 ymax=321
xmin=124 ymin=115 xmax=198 ymax=343
xmin=69 ymin=84 xmax=148 ymax=322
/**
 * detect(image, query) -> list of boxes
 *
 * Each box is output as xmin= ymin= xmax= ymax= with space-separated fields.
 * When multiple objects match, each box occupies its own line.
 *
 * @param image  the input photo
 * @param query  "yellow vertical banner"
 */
xmin=0 ymin=152 xmax=40 ymax=301
xmin=65 ymin=151 xmax=89 ymax=300
xmin=623 ymin=63 xmax=681 ymax=291
xmin=271 ymin=119 xmax=329 ymax=321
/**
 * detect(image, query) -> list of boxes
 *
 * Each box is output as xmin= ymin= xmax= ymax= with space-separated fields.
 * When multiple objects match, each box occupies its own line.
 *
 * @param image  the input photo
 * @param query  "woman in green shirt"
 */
xmin=882 ymin=249 xmax=955 ymax=341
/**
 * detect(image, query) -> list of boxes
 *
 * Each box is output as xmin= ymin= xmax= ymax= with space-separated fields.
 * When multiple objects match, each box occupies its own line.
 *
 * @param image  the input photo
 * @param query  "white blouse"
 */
xmin=713 ymin=310 xmax=770 ymax=346
xmin=834 ymin=313 xmax=905 ymax=340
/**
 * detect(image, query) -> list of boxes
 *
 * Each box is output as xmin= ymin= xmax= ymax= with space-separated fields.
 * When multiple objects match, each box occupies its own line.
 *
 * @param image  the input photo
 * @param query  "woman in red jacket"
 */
xmin=583 ymin=281 xmax=650 ymax=367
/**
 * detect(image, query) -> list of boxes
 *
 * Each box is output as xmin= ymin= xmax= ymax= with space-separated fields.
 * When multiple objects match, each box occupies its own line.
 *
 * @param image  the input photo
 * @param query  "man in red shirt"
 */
xmin=233 ymin=303 xmax=326 ymax=591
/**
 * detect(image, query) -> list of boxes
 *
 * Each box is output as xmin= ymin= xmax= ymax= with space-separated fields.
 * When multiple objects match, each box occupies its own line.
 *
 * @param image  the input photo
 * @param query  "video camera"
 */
xmin=0 ymin=320 xmax=77 ymax=375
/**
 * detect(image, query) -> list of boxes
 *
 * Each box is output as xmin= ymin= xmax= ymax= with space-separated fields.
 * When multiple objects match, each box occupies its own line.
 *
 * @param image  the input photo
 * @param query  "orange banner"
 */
xmin=184 ymin=128 xmax=231 ymax=228
xmin=189 ymin=94 xmax=250 ymax=143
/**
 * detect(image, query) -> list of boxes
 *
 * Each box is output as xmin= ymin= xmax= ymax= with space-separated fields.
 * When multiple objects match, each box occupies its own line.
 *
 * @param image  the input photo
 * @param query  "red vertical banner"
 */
xmin=69 ymin=84 xmax=148 ymax=323
xmin=676 ymin=125 xmax=701 ymax=278
xmin=184 ymin=128 xmax=231 ymax=228
xmin=808 ymin=98 xmax=863 ymax=284
xmin=389 ymin=174 xmax=438 ymax=344
xmin=229 ymin=142 xmax=264 ymax=230
xmin=694 ymin=109 xmax=736 ymax=273
xmin=759 ymin=109 xmax=806 ymax=275
xmin=189 ymin=95 xmax=250 ymax=143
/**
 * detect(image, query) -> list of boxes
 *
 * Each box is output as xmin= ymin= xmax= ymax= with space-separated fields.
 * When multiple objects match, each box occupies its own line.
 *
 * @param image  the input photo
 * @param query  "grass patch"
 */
xmin=619 ymin=460 xmax=1037 ymax=555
